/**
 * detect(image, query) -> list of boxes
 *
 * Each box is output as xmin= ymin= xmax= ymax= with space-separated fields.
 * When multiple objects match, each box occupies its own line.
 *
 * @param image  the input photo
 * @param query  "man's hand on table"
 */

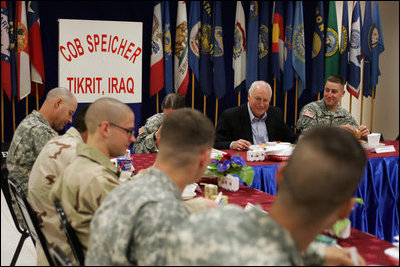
xmin=231 ymin=139 xmax=252 ymax=151
xmin=324 ymin=246 xmax=365 ymax=266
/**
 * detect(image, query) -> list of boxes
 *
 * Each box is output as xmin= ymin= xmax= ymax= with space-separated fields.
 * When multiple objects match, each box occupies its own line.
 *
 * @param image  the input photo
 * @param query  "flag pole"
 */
xmin=35 ymin=83 xmax=39 ymax=110
xmin=349 ymin=94 xmax=352 ymax=113
xmin=215 ymin=98 xmax=218 ymax=128
xmin=284 ymin=92 xmax=287 ymax=123
xmin=191 ymin=72 xmax=195 ymax=109
xmin=273 ymin=77 xmax=277 ymax=106
xmin=294 ymin=79 xmax=298 ymax=133
xmin=26 ymin=97 xmax=29 ymax=116
xmin=360 ymin=78 xmax=364 ymax=125
xmin=1 ymin=89 xmax=4 ymax=143
xmin=203 ymin=95 xmax=206 ymax=115
xmin=370 ymin=87 xmax=375 ymax=132
xmin=156 ymin=92 xmax=159 ymax=114
xmin=317 ymin=92 xmax=320 ymax=101
xmin=12 ymin=97 xmax=16 ymax=132
xmin=238 ymin=91 xmax=241 ymax=106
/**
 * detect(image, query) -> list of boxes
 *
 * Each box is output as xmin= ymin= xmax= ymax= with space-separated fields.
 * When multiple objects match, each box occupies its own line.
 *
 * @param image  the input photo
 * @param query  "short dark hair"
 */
xmin=280 ymin=126 xmax=366 ymax=220
xmin=161 ymin=93 xmax=186 ymax=111
xmin=327 ymin=75 xmax=345 ymax=87
xmin=74 ymin=104 xmax=90 ymax=133
xmin=159 ymin=108 xmax=215 ymax=166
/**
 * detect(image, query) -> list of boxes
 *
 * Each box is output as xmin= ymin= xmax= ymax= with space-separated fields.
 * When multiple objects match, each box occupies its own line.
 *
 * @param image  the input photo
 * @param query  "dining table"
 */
xmin=130 ymin=141 xmax=399 ymax=243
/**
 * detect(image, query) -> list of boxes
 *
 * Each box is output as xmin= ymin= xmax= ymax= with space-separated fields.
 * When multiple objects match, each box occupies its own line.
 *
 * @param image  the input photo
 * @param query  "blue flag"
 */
xmin=283 ymin=1 xmax=293 ymax=93
xmin=162 ymin=1 xmax=174 ymax=94
xmin=212 ymin=1 xmax=226 ymax=99
xmin=7 ymin=1 xmax=17 ymax=98
xmin=311 ymin=1 xmax=325 ymax=96
xmin=347 ymin=1 xmax=362 ymax=98
xmin=188 ymin=1 xmax=201 ymax=81
xmin=370 ymin=1 xmax=384 ymax=95
xmin=258 ymin=1 xmax=270 ymax=83
xmin=292 ymin=1 xmax=306 ymax=98
xmin=361 ymin=1 xmax=372 ymax=97
xmin=246 ymin=1 xmax=259 ymax=90
xmin=199 ymin=1 xmax=213 ymax=96
xmin=339 ymin=1 xmax=349 ymax=83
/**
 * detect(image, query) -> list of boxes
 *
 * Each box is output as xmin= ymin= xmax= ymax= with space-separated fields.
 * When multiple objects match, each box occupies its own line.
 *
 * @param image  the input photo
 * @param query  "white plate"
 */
xmin=384 ymin=247 xmax=399 ymax=261
xmin=181 ymin=191 xmax=196 ymax=200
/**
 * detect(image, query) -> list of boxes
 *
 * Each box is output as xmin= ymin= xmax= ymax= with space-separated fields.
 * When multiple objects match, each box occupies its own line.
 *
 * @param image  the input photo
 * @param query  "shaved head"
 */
xmin=85 ymin=98 xmax=133 ymax=134
xmin=45 ymin=87 xmax=76 ymax=103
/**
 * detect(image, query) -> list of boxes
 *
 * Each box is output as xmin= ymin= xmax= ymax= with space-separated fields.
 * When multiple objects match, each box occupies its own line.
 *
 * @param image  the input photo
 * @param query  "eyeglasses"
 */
xmin=252 ymin=96 xmax=270 ymax=104
xmin=109 ymin=122 xmax=134 ymax=136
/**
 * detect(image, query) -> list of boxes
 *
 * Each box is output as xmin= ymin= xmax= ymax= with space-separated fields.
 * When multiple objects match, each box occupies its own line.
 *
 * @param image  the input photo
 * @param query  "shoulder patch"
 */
xmin=304 ymin=110 xmax=316 ymax=119
xmin=138 ymin=126 xmax=145 ymax=135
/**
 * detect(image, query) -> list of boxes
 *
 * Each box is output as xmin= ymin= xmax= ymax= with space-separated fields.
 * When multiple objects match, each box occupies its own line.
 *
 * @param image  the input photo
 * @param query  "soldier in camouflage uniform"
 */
xmin=28 ymin=105 xmax=89 ymax=266
xmin=133 ymin=93 xmax=185 ymax=153
xmin=297 ymin=75 xmax=370 ymax=138
xmin=166 ymin=127 xmax=367 ymax=265
xmin=49 ymin=98 xmax=136 ymax=259
xmin=6 ymin=87 xmax=77 ymax=228
xmin=86 ymin=108 xmax=216 ymax=265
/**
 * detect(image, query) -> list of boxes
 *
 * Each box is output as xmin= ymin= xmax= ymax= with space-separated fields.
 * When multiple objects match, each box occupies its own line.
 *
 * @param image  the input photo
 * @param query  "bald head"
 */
xmin=45 ymin=87 xmax=75 ymax=103
xmin=248 ymin=81 xmax=272 ymax=97
xmin=40 ymin=87 xmax=77 ymax=130
xmin=85 ymin=97 xmax=134 ymax=134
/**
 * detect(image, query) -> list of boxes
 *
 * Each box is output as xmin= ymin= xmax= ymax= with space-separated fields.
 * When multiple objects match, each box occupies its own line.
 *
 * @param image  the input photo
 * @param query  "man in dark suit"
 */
xmin=215 ymin=81 xmax=295 ymax=150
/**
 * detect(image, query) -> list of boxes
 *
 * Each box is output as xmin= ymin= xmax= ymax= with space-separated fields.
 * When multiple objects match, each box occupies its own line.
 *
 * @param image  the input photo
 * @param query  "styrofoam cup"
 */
xmin=367 ymin=133 xmax=381 ymax=148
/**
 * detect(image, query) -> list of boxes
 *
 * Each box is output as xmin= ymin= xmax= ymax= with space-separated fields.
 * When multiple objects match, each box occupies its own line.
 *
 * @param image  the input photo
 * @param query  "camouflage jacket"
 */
xmin=133 ymin=113 xmax=164 ymax=154
xmin=6 ymin=110 xmax=57 ymax=230
xmin=49 ymin=143 xmax=121 ymax=258
xmin=297 ymin=99 xmax=359 ymax=134
xmin=85 ymin=167 xmax=190 ymax=266
xmin=166 ymin=205 xmax=326 ymax=266
xmin=7 ymin=110 xmax=58 ymax=194
xmin=28 ymin=127 xmax=83 ymax=265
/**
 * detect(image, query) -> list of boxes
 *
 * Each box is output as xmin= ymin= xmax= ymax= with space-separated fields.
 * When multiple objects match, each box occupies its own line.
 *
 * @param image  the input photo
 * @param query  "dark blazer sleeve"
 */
xmin=266 ymin=106 xmax=296 ymax=143
xmin=214 ymin=104 xmax=252 ymax=149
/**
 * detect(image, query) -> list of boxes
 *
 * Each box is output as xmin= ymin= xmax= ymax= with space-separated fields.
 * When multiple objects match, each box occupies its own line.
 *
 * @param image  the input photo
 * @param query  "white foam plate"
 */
xmin=384 ymin=247 xmax=399 ymax=260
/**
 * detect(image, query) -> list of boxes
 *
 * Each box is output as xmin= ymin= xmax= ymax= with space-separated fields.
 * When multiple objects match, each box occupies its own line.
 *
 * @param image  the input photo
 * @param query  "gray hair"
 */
xmin=248 ymin=81 xmax=272 ymax=96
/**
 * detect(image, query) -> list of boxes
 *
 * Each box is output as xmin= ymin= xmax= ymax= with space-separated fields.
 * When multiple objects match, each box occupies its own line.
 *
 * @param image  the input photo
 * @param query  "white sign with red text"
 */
xmin=58 ymin=19 xmax=142 ymax=103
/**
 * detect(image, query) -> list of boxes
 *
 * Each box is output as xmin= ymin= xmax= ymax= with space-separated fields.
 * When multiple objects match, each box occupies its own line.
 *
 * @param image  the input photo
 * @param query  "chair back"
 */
xmin=54 ymin=200 xmax=85 ymax=266
xmin=7 ymin=177 xmax=56 ymax=266
xmin=50 ymin=245 xmax=74 ymax=266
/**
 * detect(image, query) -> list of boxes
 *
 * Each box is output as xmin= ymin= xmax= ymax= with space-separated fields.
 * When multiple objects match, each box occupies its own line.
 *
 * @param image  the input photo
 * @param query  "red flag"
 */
xmin=27 ymin=1 xmax=45 ymax=98
xmin=149 ymin=2 xmax=164 ymax=97
xmin=15 ymin=1 xmax=31 ymax=100
xmin=1 ymin=1 xmax=12 ymax=100
xmin=174 ymin=1 xmax=189 ymax=96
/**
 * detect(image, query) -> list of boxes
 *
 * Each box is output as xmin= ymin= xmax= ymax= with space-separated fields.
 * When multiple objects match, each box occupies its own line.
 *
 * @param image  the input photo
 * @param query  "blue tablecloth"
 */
xmin=240 ymin=156 xmax=399 ymax=243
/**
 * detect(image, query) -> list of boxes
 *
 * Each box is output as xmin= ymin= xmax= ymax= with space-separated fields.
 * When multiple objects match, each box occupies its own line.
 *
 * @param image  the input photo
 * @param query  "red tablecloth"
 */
xmin=131 ymin=141 xmax=399 ymax=171
xmin=197 ymin=177 xmax=397 ymax=266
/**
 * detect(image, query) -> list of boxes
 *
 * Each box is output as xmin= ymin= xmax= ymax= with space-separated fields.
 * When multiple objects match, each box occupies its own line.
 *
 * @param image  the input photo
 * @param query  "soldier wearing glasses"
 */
xmin=49 ymin=97 xmax=136 ymax=259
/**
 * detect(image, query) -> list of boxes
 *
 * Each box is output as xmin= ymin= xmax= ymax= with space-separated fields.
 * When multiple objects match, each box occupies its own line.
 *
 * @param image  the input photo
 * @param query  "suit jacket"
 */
xmin=214 ymin=103 xmax=295 ymax=149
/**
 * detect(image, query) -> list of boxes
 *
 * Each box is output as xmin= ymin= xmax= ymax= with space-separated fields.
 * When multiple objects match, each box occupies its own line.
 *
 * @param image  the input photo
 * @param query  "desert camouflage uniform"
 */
xmin=166 ymin=205 xmax=326 ymax=266
xmin=133 ymin=113 xmax=164 ymax=154
xmin=6 ymin=110 xmax=58 ymax=229
xmin=297 ymin=99 xmax=359 ymax=134
xmin=86 ymin=167 xmax=190 ymax=266
xmin=49 ymin=142 xmax=121 ymax=259
xmin=28 ymin=127 xmax=83 ymax=265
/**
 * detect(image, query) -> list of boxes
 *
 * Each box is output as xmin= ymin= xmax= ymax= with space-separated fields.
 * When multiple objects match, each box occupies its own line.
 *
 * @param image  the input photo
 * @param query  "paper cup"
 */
xmin=367 ymin=133 xmax=381 ymax=148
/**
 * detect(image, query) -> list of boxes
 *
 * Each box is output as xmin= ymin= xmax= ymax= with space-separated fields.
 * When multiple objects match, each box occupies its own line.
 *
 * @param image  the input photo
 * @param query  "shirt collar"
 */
xmin=247 ymin=102 xmax=267 ymax=122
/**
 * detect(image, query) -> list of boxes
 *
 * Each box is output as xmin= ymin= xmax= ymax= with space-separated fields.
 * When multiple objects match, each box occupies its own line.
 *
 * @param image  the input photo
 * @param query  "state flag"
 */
xmin=233 ymin=1 xmax=246 ymax=93
xmin=174 ymin=1 xmax=189 ymax=96
xmin=150 ymin=2 xmax=164 ymax=97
